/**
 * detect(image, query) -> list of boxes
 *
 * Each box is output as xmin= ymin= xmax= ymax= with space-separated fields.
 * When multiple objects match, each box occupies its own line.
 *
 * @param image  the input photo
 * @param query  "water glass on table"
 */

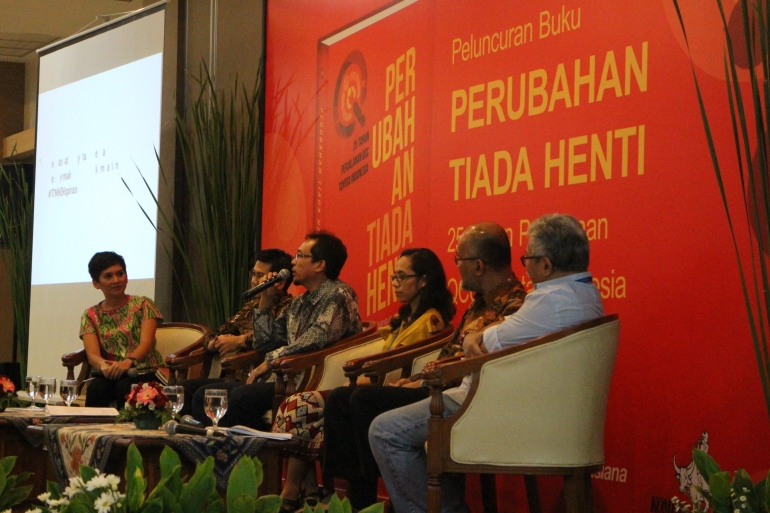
xmin=25 ymin=375 xmax=41 ymax=410
xmin=60 ymin=380 xmax=79 ymax=407
xmin=204 ymin=389 xmax=227 ymax=429
xmin=39 ymin=378 xmax=57 ymax=407
xmin=162 ymin=386 xmax=184 ymax=416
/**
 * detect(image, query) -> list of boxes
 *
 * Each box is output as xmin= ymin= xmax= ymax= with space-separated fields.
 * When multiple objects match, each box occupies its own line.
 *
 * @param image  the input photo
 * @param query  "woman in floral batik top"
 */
xmin=79 ymin=251 xmax=163 ymax=407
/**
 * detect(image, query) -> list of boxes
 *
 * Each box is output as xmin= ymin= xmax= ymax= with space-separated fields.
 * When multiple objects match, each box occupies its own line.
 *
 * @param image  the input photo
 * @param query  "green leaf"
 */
xmin=160 ymin=446 xmax=183 ymax=497
xmin=0 ymin=484 xmax=32 ymax=510
xmin=326 ymin=493 xmax=343 ymax=513
xmin=203 ymin=498 xmax=225 ymax=513
xmin=358 ymin=502 xmax=385 ymax=513
xmin=147 ymin=474 xmax=175 ymax=503
xmin=141 ymin=497 xmax=165 ymax=513
xmin=762 ymin=470 xmax=770 ymax=510
xmin=254 ymin=495 xmax=282 ymax=513
xmin=251 ymin=456 xmax=264 ymax=489
xmin=228 ymin=494 xmax=256 ymax=513
xmin=0 ymin=456 xmax=16 ymax=477
xmin=693 ymin=449 xmax=721 ymax=483
xmin=158 ymin=486 xmax=184 ymax=513
xmin=708 ymin=471 xmax=733 ymax=510
xmin=732 ymin=469 xmax=758 ymax=508
xmin=126 ymin=443 xmax=145 ymax=487
xmin=341 ymin=497 xmax=353 ymax=513
xmin=47 ymin=480 xmax=62 ymax=499
xmin=69 ymin=501 xmax=91 ymax=513
xmin=180 ymin=457 xmax=216 ymax=513
xmin=79 ymin=465 xmax=98 ymax=484
xmin=228 ymin=456 xmax=258 ymax=510
xmin=127 ymin=465 xmax=148 ymax=511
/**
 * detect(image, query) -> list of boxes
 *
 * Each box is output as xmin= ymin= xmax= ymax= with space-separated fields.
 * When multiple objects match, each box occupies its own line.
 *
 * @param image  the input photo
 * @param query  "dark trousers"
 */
xmin=176 ymin=377 xmax=224 ymax=417
xmin=191 ymin=381 xmax=275 ymax=430
xmin=85 ymin=372 xmax=156 ymax=407
xmin=323 ymin=385 xmax=430 ymax=509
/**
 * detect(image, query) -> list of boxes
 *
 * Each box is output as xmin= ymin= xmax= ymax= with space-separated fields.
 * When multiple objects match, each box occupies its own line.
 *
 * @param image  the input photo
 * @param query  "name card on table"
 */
xmin=45 ymin=406 xmax=118 ymax=416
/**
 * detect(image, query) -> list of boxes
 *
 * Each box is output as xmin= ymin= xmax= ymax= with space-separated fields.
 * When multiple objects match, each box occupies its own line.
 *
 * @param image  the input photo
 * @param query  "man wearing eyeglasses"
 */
xmin=191 ymin=230 xmax=362 ymax=428
xmin=369 ymin=214 xmax=604 ymax=513
xmin=321 ymin=221 xmax=527 ymax=511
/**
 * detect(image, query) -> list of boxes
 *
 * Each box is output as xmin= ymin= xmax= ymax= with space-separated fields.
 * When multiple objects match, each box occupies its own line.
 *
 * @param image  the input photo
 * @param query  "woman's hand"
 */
xmin=101 ymin=359 xmax=132 ymax=380
xmin=246 ymin=361 xmax=271 ymax=384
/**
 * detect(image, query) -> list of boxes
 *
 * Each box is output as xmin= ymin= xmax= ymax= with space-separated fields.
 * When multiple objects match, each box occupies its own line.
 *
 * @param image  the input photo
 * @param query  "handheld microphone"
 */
xmin=164 ymin=420 xmax=227 ymax=438
xmin=242 ymin=269 xmax=291 ymax=299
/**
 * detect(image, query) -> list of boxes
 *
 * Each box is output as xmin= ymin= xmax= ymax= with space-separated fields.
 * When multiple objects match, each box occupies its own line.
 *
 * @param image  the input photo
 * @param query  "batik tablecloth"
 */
xmin=43 ymin=423 xmax=269 ymax=492
xmin=0 ymin=408 xmax=85 ymax=448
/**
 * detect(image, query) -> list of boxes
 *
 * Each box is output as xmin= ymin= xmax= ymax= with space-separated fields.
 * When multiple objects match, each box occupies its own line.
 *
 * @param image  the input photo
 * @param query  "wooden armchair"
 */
xmin=62 ymin=322 xmax=211 ymax=395
xmin=423 ymin=315 xmax=621 ymax=513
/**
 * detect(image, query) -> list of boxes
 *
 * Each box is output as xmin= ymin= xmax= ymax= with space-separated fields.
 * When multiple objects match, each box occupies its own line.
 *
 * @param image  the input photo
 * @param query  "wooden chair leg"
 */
xmin=581 ymin=470 xmax=594 ymax=513
xmin=427 ymin=472 xmax=442 ymax=513
xmin=524 ymin=475 xmax=542 ymax=513
xmin=563 ymin=473 xmax=580 ymax=513
xmin=479 ymin=474 xmax=498 ymax=513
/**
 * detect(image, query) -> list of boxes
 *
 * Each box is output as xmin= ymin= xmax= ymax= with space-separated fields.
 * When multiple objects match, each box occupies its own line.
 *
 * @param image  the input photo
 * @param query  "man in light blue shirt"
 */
xmin=369 ymin=214 xmax=604 ymax=513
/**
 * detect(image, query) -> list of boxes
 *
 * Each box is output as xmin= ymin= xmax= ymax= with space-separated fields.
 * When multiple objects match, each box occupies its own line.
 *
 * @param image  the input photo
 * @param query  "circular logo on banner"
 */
xmin=334 ymin=51 xmax=368 ymax=138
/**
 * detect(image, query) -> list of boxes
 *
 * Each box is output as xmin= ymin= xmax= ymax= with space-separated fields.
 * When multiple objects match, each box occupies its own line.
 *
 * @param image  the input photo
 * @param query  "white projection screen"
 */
xmin=29 ymin=4 xmax=166 ymax=380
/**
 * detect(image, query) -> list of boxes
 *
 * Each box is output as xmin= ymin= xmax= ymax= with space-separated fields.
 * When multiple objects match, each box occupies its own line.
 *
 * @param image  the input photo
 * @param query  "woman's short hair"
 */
xmin=391 ymin=248 xmax=455 ymax=330
xmin=88 ymin=251 xmax=126 ymax=281
xmin=527 ymin=214 xmax=589 ymax=272
xmin=306 ymin=231 xmax=347 ymax=280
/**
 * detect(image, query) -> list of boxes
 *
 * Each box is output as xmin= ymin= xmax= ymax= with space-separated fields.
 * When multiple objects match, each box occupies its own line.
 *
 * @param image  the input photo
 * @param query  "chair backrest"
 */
xmin=155 ymin=323 xmax=209 ymax=359
xmin=314 ymin=335 xmax=385 ymax=391
xmin=449 ymin=316 xmax=620 ymax=468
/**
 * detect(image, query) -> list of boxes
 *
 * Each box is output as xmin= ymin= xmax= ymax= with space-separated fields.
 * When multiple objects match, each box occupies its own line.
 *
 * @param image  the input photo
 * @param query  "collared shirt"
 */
xmin=437 ymin=275 xmax=527 ymax=360
xmin=205 ymin=294 xmax=293 ymax=349
xmin=444 ymin=271 xmax=604 ymax=404
xmin=253 ymin=278 xmax=363 ymax=363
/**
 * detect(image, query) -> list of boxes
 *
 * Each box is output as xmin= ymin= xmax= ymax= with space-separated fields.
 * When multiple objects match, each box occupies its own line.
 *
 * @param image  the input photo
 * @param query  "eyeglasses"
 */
xmin=519 ymin=255 xmax=544 ymax=266
xmin=454 ymin=254 xmax=481 ymax=265
xmin=390 ymin=273 xmax=419 ymax=283
xmin=249 ymin=270 xmax=266 ymax=279
xmin=294 ymin=252 xmax=313 ymax=260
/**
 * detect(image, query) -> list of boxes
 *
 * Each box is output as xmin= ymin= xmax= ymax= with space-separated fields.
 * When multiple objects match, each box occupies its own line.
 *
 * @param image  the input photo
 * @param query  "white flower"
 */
xmin=94 ymin=492 xmax=115 ymax=513
xmin=105 ymin=474 xmax=120 ymax=490
xmin=740 ymin=496 xmax=747 ymax=502
xmin=24 ymin=509 xmax=41 ymax=513
xmin=48 ymin=498 xmax=70 ymax=507
xmin=1 ymin=509 xmax=11 ymax=513
xmin=37 ymin=492 xmax=50 ymax=502
xmin=148 ymin=403 xmax=155 ymax=411
xmin=68 ymin=476 xmax=85 ymax=491
xmin=124 ymin=401 xmax=130 ymax=409
xmin=86 ymin=474 xmax=109 ymax=491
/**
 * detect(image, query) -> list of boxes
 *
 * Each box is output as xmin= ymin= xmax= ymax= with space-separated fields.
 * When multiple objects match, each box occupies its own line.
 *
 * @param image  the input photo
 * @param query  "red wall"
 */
xmin=262 ymin=1 xmax=770 ymax=510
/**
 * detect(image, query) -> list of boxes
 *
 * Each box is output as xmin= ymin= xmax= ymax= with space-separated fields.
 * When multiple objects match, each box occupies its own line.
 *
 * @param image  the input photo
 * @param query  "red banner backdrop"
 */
xmin=262 ymin=1 xmax=770 ymax=511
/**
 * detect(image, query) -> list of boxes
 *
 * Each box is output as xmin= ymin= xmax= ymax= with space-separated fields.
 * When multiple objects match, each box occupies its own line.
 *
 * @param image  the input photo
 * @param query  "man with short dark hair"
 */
xmin=369 ymin=214 xmax=604 ymax=513
xmin=191 ymin=231 xmax=362 ymax=428
xmin=180 ymin=249 xmax=293 ymax=416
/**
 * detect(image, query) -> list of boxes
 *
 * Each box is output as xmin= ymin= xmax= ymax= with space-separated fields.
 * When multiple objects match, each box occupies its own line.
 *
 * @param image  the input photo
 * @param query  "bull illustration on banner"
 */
xmin=673 ymin=431 xmax=710 ymax=510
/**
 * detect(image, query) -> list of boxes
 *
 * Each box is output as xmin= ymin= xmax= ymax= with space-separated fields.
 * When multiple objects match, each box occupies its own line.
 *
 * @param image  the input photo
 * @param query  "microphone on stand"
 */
xmin=164 ymin=420 xmax=227 ymax=438
xmin=242 ymin=269 xmax=291 ymax=299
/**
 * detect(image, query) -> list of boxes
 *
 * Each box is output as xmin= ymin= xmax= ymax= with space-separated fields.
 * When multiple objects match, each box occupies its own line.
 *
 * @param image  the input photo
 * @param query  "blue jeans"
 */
xmin=369 ymin=394 xmax=469 ymax=513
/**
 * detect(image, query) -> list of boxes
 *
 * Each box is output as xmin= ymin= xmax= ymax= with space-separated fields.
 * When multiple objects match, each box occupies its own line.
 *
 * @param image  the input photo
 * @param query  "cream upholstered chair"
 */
xmin=62 ymin=322 xmax=211 ymax=401
xmin=423 ymin=315 xmax=620 ymax=513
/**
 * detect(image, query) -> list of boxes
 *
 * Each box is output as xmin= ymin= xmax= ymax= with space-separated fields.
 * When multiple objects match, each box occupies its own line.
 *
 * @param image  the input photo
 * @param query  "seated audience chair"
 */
xmin=62 ymin=322 xmax=211 ymax=401
xmin=423 ymin=314 xmax=620 ymax=513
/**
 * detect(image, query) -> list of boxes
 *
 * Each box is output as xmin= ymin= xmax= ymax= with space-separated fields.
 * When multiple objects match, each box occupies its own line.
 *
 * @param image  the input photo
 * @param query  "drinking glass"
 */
xmin=39 ymin=378 xmax=57 ymax=407
xmin=25 ymin=375 xmax=41 ymax=410
xmin=60 ymin=380 xmax=79 ymax=407
xmin=163 ymin=386 xmax=184 ymax=415
xmin=203 ymin=389 xmax=227 ymax=429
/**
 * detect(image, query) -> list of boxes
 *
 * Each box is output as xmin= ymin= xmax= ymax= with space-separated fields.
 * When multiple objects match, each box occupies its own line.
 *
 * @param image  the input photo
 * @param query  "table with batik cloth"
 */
xmin=32 ymin=423 xmax=292 ymax=494
xmin=0 ymin=408 xmax=112 ymax=498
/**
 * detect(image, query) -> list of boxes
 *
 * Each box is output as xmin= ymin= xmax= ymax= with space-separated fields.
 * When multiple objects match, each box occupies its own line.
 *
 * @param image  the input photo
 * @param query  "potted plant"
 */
xmin=115 ymin=382 xmax=172 ymax=430
xmin=0 ymin=375 xmax=21 ymax=412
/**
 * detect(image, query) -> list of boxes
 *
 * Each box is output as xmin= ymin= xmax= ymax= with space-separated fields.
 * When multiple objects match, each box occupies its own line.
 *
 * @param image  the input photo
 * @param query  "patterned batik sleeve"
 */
xmin=79 ymin=309 xmax=95 ymax=339
xmin=265 ymin=289 xmax=356 ymax=364
xmin=252 ymin=302 xmax=289 ymax=353
xmin=140 ymin=297 xmax=163 ymax=324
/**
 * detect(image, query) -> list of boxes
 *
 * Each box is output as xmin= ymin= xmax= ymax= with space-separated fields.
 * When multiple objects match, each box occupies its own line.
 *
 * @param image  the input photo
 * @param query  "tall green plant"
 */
xmin=0 ymin=160 xmax=33 ymax=377
xmin=125 ymin=63 xmax=264 ymax=328
xmin=672 ymin=0 xmax=770 ymax=419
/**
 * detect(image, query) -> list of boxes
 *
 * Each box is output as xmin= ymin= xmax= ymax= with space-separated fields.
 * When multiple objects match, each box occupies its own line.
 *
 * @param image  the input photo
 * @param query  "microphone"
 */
xmin=164 ymin=420 xmax=227 ymax=438
xmin=181 ymin=415 xmax=203 ymax=427
xmin=242 ymin=269 xmax=291 ymax=299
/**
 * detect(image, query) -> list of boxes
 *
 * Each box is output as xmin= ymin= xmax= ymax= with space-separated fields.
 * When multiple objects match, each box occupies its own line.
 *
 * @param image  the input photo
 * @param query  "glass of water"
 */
xmin=204 ymin=389 xmax=227 ymax=429
xmin=60 ymin=380 xmax=79 ymax=407
xmin=39 ymin=378 xmax=57 ymax=407
xmin=25 ymin=375 xmax=41 ymax=410
xmin=163 ymin=386 xmax=184 ymax=416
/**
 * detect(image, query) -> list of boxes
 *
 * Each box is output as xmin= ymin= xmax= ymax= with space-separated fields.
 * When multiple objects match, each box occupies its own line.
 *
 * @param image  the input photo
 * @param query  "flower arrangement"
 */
xmin=32 ymin=474 xmax=125 ymax=513
xmin=115 ymin=382 xmax=172 ymax=424
xmin=0 ymin=375 xmax=21 ymax=411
